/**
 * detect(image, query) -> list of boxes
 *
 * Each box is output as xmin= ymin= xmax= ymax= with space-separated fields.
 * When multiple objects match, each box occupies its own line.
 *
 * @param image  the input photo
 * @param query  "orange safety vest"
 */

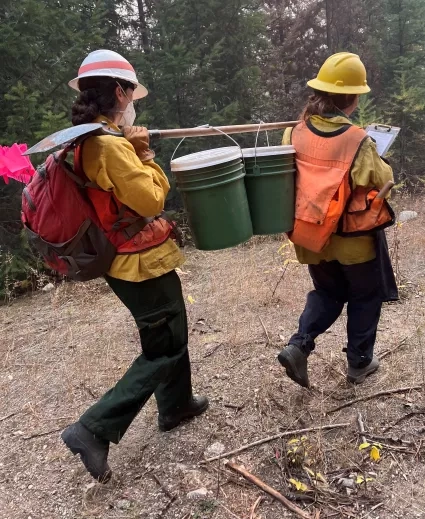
xmin=74 ymin=145 xmax=173 ymax=255
xmin=288 ymin=121 xmax=394 ymax=253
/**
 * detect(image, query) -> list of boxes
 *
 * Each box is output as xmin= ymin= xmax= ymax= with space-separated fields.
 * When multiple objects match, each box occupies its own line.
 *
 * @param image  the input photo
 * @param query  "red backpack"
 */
xmin=21 ymin=142 xmax=176 ymax=281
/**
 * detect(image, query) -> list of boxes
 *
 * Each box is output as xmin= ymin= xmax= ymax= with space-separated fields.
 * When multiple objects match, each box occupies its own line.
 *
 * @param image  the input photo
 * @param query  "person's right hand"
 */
xmin=123 ymin=126 xmax=155 ymax=161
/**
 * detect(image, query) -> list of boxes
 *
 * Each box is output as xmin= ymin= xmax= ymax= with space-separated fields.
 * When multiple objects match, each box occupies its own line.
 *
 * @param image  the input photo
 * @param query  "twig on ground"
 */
xmin=327 ymin=386 xmax=422 ymax=414
xmin=203 ymin=343 xmax=222 ymax=358
xmin=366 ymin=433 xmax=415 ymax=447
xmin=384 ymin=409 xmax=425 ymax=431
xmin=224 ymin=402 xmax=245 ymax=411
xmin=152 ymin=473 xmax=176 ymax=500
xmin=200 ymin=423 xmax=349 ymax=464
xmin=363 ymin=502 xmax=384 ymax=518
xmin=0 ymin=412 xmax=17 ymax=422
xmin=156 ymin=495 xmax=177 ymax=519
xmin=250 ymin=496 xmax=264 ymax=519
xmin=205 ymin=423 xmax=349 ymax=464
xmin=217 ymin=501 xmax=244 ymax=519
xmin=80 ymin=382 xmax=98 ymax=399
xmin=23 ymin=426 xmax=64 ymax=441
xmin=258 ymin=315 xmax=270 ymax=344
xmin=378 ymin=336 xmax=409 ymax=360
xmin=226 ymin=461 xmax=312 ymax=519
xmin=271 ymin=264 xmax=289 ymax=298
xmin=357 ymin=412 xmax=367 ymax=445
xmin=200 ymin=423 xmax=350 ymax=465
xmin=216 ymin=457 xmax=221 ymax=498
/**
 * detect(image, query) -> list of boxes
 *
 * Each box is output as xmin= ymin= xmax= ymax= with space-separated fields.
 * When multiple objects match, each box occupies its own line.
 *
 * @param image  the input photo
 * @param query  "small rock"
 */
xmin=187 ymin=487 xmax=211 ymax=500
xmin=398 ymin=210 xmax=418 ymax=223
xmin=84 ymin=482 xmax=96 ymax=493
xmin=182 ymin=469 xmax=206 ymax=489
xmin=338 ymin=478 xmax=356 ymax=489
xmin=42 ymin=283 xmax=55 ymax=292
xmin=116 ymin=499 xmax=131 ymax=510
xmin=204 ymin=442 xmax=226 ymax=458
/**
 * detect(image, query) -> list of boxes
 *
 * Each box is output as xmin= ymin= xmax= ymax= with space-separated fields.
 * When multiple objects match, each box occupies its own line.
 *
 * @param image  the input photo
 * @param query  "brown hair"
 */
xmin=71 ymin=76 xmax=135 ymax=126
xmin=301 ymin=91 xmax=358 ymax=121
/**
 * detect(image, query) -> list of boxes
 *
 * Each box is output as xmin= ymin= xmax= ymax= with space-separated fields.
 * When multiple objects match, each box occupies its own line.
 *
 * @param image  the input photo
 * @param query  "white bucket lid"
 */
xmin=171 ymin=146 xmax=241 ymax=172
xmin=242 ymin=145 xmax=295 ymax=158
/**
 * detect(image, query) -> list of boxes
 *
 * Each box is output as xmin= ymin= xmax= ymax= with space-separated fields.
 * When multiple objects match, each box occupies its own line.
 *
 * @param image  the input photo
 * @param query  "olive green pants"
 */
xmin=80 ymin=270 xmax=192 ymax=444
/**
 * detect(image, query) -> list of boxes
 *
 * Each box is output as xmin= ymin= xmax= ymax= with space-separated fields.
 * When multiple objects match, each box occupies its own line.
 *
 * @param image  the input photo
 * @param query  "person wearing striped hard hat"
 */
xmin=61 ymin=50 xmax=209 ymax=482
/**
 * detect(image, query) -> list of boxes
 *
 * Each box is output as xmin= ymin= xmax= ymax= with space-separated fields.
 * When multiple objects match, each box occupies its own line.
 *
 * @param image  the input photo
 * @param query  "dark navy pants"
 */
xmin=289 ymin=259 xmax=382 ymax=369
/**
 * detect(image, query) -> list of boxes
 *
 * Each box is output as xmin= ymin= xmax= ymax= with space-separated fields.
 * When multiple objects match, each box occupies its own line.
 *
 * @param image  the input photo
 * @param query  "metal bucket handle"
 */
xmin=252 ymin=121 xmax=270 ymax=175
xmin=170 ymin=124 xmax=243 ymax=165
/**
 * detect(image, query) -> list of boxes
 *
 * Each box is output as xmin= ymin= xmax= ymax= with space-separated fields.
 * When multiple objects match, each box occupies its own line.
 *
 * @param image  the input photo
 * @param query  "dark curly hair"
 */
xmin=301 ymin=91 xmax=358 ymax=121
xmin=71 ymin=76 xmax=135 ymax=126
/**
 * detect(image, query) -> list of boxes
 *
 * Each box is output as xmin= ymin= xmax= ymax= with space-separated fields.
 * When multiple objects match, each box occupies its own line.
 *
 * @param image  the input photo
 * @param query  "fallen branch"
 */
xmin=203 ymin=343 xmax=222 ymax=358
xmin=327 ymin=386 xmax=422 ymax=414
xmin=156 ymin=495 xmax=177 ymax=519
xmin=383 ymin=409 xmax=425 ymax=432
xmin=0 ymin=412 xmax=17 ymax=422
xmin=152 ymin=473 xmax=176 ymax=500
xmin=23 ymin=426 xmax=64 ymax=441
xmin=200 ymin=423 xmax=349 ymax=464
xmin=250 ymin=496 xmax=264 ymax=519
xmin=217 ymin=501 xmax=244 ymax=519
xmin=226 ymin=461 xmax=312 ymax=519
xmin=379 ymin=336 xmax=409 ymax=360
xmin=357 ymin=412 xmax=367 ymax=445
xmin=271 ymin=264 xmax=289 ymax=298
xmin=258 ymin=315 xmax=270 ymax=344
xmin=224 ymin=402 xmax=245 ymax=411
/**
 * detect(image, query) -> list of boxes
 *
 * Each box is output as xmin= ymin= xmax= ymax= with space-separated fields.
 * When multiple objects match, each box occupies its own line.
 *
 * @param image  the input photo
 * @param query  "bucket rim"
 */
xmin=242 ymin=145 xmax=295 ymax=158
xmin=171 ymin=146 xmax=241 ymax=172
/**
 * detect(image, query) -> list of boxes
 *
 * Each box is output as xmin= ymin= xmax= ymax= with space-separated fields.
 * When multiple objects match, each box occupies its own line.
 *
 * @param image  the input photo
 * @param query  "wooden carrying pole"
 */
xmin=148 ymin=121 xmax=300 ymax=139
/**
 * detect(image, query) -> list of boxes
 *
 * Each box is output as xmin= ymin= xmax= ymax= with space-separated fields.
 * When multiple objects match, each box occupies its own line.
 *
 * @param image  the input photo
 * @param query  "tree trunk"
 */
xmin=136 ymin=0 xmax=150 ymax=53
xmin=325 ymin=0 xmax=332 ymax=52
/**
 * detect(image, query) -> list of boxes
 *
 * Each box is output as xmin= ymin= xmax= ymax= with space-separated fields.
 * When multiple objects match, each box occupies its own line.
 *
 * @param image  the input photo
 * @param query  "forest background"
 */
xmin=1 ymin=0 xmax=424 ymax=297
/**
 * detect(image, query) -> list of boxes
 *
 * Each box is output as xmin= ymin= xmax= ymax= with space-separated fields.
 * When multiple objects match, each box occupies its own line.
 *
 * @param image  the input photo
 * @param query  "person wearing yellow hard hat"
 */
xmin=61 ymin=49 xmax=208 ymax=482
xmin=277 ymin=52 xmax=397 ymax=389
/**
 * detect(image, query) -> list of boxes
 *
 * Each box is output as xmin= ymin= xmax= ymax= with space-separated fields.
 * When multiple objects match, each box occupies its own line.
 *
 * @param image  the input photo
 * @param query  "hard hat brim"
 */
xmin=69 ymin=72 xmax=148 ymax=100
xmin=307 ymin=78 xmax=371 ymax=95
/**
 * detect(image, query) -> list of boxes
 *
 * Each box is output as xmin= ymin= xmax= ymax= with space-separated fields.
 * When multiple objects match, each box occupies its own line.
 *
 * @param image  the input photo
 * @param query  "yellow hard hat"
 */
xmin=307 ymin=52 xmax=370 ymax=95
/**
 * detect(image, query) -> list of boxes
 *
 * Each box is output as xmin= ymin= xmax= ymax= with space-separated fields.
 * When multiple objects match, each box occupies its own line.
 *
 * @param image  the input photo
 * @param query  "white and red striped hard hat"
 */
xmin=69 ymin=49 xmax=148 ymax=99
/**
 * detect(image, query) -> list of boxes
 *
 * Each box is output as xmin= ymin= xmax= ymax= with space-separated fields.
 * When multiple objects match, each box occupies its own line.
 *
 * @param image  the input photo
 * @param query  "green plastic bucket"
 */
xmin=171 ymin=147 xmax=253 ymax=250
xmin=242 ymin=145 xmax=295 ymax=235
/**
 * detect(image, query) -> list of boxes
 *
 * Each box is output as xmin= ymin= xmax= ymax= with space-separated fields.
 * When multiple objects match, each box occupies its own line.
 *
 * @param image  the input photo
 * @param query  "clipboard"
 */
xmin=366 ymin=124 xmax=400 ymax=156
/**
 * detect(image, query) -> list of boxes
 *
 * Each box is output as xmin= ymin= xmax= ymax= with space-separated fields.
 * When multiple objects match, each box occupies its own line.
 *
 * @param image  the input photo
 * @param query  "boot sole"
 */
xmin=159 ymin=400 xmax=209 ymax=432
xmin=278 ymin=351 xmax=310 ymax=388
xmin=347 ymin=365 xmax=379 ymax=384
xmin=61 ymin=426 xmax=112 ymax=483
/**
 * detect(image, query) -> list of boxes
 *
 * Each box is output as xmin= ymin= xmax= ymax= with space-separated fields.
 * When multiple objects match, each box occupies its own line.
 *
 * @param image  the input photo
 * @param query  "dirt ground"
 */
xmin=2 ymin=195 xmax=425 ymax=519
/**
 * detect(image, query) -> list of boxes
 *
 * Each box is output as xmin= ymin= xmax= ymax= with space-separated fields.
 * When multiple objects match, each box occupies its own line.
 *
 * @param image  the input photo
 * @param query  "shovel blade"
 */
xmin=23 ymin=123 xmax=105 ymax=155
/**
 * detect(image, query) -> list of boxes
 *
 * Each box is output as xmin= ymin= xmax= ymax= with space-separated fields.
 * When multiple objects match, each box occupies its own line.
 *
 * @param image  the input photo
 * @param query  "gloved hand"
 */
xmin=123 ymin=126 xmax=155 ymax=161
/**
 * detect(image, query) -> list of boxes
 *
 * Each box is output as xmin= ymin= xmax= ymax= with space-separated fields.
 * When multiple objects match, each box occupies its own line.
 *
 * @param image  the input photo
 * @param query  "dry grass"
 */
xmin=1 ymin=194 xmax=425 ymax=519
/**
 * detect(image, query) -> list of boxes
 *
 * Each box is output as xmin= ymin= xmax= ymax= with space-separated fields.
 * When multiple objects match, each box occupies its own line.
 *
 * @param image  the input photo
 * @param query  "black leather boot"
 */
xmin=61 ymin=422 xmax=112 ymax=483
xmin=278 ymin=344 xmax=310 ymax=388
xmin=158 ymin=395 xmax=209 ymax=432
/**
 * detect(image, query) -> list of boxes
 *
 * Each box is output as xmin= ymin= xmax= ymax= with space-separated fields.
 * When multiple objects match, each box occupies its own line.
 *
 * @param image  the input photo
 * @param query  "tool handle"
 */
xmin=376 ymin=181 xmax=395 ymax=199
xmin=148 ymin=121 xmax=300 ymax=140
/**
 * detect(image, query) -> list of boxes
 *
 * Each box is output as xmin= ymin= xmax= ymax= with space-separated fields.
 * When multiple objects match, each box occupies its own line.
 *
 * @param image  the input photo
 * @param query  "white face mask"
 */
xmin=116 ymin=83 xmax=137 ymax=126
xmin=118 ymin=101 xmax=136 ymax=127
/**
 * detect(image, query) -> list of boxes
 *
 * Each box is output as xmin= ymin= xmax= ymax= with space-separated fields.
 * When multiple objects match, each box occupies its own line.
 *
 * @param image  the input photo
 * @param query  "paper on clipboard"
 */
xmin=366 ymin=124 xmax=400 ymax=156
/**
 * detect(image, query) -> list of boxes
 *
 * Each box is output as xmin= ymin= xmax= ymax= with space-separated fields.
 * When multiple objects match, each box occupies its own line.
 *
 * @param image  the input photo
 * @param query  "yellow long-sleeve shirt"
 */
xmin=283 ymin=115 xmax=394 ymax=265
xmin=82 ymin=117 xmax=184 ymax=281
